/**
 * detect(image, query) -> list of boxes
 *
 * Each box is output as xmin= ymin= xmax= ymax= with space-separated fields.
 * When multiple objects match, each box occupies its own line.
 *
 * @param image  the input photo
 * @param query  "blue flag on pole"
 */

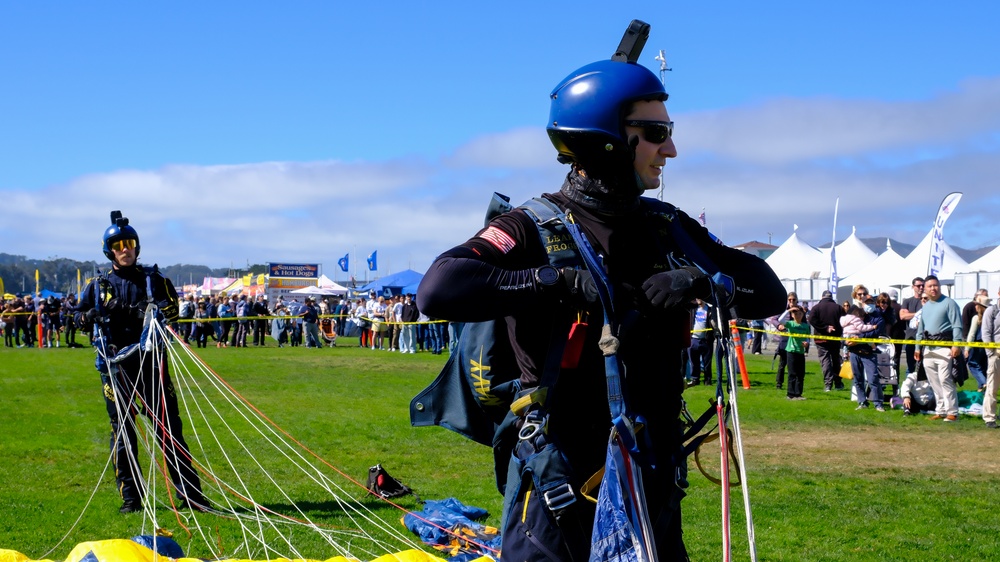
xmin=367 ymin=251 xmax=377 ymax=271
xmin=338 ymin=253 xmax=349 ymax=273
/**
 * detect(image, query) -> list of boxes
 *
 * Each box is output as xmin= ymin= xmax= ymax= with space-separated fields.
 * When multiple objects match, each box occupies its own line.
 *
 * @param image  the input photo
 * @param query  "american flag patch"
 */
xmin=478 ymin=226 xmax=517 ymax=254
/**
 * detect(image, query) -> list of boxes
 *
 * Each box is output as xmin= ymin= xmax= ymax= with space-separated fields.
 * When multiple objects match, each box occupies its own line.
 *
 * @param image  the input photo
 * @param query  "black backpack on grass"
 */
xmin=367 ymin=464 xmax=417 ymax=501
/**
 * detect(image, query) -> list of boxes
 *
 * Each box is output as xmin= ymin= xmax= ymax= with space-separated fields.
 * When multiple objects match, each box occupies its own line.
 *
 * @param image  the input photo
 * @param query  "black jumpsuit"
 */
xmin=419 ymin=188 xmax=786 ymax=559
xmin=78 ymin=264 xmax=206 ymax=506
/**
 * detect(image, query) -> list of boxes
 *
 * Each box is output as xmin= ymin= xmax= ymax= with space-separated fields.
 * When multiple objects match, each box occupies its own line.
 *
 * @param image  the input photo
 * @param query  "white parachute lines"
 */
xmin=98 ymin=312 xmax=427 ymax=560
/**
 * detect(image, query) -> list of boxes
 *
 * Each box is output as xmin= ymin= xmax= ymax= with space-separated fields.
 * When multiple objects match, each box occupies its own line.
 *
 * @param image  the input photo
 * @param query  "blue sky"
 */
xmin=2 ymin=1 xmax=999 ymax=277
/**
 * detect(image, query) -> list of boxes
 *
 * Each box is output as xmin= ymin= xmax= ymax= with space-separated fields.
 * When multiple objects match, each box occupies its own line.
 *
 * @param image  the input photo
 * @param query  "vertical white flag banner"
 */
xmin=927 ymin=192 xmax=963 ymax=277
xmin=829 ymin=198 xmax=840 ymax=295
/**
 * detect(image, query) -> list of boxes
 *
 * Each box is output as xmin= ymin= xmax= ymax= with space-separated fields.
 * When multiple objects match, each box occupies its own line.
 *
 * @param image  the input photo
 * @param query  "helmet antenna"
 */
xmin=654 ymin=49 xmax=672 ymax=202
xmin=611 ymin=19 xmax=650 ymax=63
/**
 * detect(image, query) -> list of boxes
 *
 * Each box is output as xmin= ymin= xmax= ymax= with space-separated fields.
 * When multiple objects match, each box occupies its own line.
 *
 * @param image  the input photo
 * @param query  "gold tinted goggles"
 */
xmin=110 ymin=239 xmax=137 ymax=251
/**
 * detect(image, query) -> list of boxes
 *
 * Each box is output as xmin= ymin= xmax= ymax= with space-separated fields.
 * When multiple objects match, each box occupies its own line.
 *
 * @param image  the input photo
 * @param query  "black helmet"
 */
xmin=102 ymin=210 xmax=140 ymax=262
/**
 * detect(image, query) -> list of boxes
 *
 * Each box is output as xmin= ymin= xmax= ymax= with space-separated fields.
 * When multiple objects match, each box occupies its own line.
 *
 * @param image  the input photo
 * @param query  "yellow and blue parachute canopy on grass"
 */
xmin=2 ymin=537 xmax=458 ymax=562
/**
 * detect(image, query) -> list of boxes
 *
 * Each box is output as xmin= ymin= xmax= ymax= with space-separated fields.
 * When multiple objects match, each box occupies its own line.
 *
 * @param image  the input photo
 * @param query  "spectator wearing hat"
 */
xmin=252 ymin=294 xmax=269 ymax=346
xmin=232 ymin=294 xmax=250 ymax=347
xmin=965 ymin=294 xmax=992 ymax=392
xmin=301 ymin=297 xmax=321 ymax=348
xmin=981 ymin=288 xmax=1000 ymax=428
xmin=778 ymin=304 xmax=811 ymax=400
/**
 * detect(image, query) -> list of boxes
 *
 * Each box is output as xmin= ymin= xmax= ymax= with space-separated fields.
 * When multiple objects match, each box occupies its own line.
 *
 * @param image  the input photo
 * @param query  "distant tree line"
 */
xmin=0 ymin=253 xmax=268 ymax=296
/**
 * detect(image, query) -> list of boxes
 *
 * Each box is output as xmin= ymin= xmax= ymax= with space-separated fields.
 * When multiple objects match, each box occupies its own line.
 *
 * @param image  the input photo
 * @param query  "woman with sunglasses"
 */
xmin=416 ymin=21 xmax=787 ymax=561
xmin=772 ymin=292 xmax=799 ymax=390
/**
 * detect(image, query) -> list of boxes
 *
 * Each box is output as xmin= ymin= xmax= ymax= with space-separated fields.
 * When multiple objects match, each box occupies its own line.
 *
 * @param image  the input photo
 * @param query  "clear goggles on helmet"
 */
xmin=110 ymin=238 xmax=137 ymax=252
xmin=626 ymin=120 xmax=673 ymax=144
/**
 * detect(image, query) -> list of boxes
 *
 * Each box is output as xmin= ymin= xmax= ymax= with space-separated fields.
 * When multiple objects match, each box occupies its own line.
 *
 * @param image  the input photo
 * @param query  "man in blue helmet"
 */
xmin=77 ymin=211 xmax=209 ymax=515
xmin=418 ymin=21 xmax=785 ymax=560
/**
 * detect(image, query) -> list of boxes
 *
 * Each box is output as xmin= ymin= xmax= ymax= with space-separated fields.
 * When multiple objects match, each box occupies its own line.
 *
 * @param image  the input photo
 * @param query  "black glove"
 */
xmin=640 ymin=266 xmax=711 ymax=309
xmin=130 ymin=304 xmax=148 ymax=320
xmin=85 ymin=308 xmax=100 ymax=321
xmin=561 ymin=267 xmax=600 ymax=305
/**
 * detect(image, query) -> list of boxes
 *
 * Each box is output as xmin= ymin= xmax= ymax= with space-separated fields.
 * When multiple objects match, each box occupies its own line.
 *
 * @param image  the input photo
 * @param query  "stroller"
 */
xmin=876 ymin=336 xmax=898 ymax=396
xmin=848 ymin=336 xmax=898 ymax=403
xmin=320 ymin=318 xmax=337 ymax=347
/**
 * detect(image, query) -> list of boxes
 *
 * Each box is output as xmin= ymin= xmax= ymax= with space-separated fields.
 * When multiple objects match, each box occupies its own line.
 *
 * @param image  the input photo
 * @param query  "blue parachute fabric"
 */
xmin=129 ymin=535 xmax=184 ymax=558
xmin=589 ymin=437 xmax=649 ymax=562
xmin=139 ymin=305 xmax=166 ymax=352
xmin=403 ymin=498 xmax=500 ymax=559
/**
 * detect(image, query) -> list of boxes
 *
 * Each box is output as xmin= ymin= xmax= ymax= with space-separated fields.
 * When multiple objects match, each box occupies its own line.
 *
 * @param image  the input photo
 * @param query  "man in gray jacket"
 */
xmin=981 ymin=289 xmax=1000 ymax=428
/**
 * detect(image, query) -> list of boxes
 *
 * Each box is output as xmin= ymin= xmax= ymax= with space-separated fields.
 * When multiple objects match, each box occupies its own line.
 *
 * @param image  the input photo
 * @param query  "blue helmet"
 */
xmin=547 ymin=59 xmax=667 ymax=170
xmin=102 ymin=210 xmax=140 ymax=262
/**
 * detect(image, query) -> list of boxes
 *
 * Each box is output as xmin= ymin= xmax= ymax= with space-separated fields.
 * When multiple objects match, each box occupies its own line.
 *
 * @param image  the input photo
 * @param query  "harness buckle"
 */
xmin=518 ymin=410 xmax=547 ymax=441
xmin=543 ymin=483 xmax=577 ymax=512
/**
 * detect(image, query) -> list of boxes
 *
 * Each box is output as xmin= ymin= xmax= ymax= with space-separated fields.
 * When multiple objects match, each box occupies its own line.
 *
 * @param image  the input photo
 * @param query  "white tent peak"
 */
xmin=899 ymin=229 xmax=971 ymax=281
xmin=840 ymin=244 xmax=906 ymax=295
xmin=965 ymin=245 xmax=1000 ymax=273
xmin=832 ymin=229 xmax=878 ymax=279
xmin=765 ymin=229 xmax=825 ymax=280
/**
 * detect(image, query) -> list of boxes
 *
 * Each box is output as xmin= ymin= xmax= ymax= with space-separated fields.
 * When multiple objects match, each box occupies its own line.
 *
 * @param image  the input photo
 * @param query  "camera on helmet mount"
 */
xmin=611 ymin=19 xmax=651 ymax=64
xmin=110 ymin=210 xmax=130 ymax=230
xmin=546 ymin=19 xmax=667 ymax=177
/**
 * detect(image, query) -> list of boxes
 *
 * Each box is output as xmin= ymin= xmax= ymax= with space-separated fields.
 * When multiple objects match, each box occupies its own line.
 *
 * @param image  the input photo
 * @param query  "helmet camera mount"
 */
xmin=612 ymin=20 xmax=650 ymax=64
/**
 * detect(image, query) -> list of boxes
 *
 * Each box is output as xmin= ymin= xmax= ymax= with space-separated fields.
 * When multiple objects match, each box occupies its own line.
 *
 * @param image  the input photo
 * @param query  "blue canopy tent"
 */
xmin=356 ymin=269 xmax=424 ymax=298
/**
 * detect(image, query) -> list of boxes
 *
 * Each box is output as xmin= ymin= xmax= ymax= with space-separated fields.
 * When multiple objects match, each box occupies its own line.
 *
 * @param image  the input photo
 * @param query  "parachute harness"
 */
xmin=558 ymin=198 xmax=758 ymax=562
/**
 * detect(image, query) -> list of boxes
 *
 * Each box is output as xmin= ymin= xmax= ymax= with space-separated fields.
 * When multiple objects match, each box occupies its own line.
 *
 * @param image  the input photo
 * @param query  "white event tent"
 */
xmin=895 ymin=229 xmax=970 ymax=287
xmin=317 ymin=274 xmax=349 ymax=294
xmin=838 ymin=240 xmax=906 ymax=296
xmin=965 ymin=245 xmax=1000 ymax=273
xmin=764 ymin=226 xmax=826 ymax=280
xmin=826 ymin=227 xmax=877 ymax=280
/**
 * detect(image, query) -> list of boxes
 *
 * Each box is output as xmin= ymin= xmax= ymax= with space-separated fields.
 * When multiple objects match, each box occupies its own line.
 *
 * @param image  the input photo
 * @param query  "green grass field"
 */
xmin=1 ymin=338 xmax=998 ymax=561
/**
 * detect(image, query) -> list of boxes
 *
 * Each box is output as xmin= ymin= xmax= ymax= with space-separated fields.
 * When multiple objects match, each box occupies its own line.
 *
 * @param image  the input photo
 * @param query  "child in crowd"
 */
xmin=779 ymin=305 xmax=811 ymax=400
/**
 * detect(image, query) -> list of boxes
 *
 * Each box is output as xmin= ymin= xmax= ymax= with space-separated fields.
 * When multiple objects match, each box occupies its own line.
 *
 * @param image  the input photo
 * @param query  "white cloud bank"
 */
xmin=2 ymin=77 xmax=999 ymax=275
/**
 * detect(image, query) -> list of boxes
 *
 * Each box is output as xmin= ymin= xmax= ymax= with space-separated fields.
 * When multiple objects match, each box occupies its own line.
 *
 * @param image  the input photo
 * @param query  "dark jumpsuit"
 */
xmin=419 ymin=189 xmax=786 ymax=560
xmin=78 ymin=264 xmax=206 ymax=505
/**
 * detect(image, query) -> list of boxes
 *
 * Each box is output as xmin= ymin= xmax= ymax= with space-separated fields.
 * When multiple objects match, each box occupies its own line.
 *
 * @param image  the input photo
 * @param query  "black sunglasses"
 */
xmin=626 ymin=120 xmax=673 ymax=143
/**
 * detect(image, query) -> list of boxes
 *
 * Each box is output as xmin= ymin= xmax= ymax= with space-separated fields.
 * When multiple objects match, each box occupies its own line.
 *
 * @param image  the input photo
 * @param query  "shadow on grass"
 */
xmin=237 ymin=494 xmax=419 ymax=519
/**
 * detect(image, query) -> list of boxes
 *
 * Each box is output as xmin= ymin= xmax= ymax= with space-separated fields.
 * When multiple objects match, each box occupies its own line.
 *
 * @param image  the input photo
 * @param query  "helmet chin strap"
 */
xmin=559 ymin=133 xmax=646 ymax=215
xmin=627 ymin=134 xmax=648 ymax=191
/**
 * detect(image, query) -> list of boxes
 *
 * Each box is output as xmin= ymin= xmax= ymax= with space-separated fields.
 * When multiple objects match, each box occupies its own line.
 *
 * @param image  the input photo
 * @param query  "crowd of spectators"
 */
xmin=2 ymin=289 xmax=452 ymax=354
xmin=8 ymin=282 xmax=997 ymax=428
xmin=1 ymin=293 xmax=85 ymax=348
xmin=695 ymin=277 xmax=998 ymax=427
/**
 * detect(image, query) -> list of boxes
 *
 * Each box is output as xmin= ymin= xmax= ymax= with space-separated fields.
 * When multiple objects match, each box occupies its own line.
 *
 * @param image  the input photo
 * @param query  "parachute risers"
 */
xmin=729 ymin=320 xmax=751 ymax=389
xmin=717 ymin=394 xmax=732 ymax=562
